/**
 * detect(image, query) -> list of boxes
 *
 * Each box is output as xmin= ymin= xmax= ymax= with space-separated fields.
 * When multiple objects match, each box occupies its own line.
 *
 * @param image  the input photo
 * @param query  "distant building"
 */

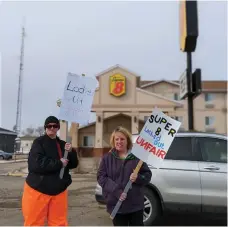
xmin=0 ymin=127 xmax=17 ymax=153
xmin=20 ymin=136 xmax=37 ymax=154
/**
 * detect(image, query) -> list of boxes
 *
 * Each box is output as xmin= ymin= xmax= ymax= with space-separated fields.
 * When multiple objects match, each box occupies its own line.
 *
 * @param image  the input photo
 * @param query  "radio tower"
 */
xmin=15 ymin=21 xmax=25 ymax=151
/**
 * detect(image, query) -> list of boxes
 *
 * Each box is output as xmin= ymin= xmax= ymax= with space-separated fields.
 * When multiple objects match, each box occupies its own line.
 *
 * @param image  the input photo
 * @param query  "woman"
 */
xmin=22 ymin=116 xmax=78 ymax=226
xmin=97 ymin=126 xmax=152 ymax=226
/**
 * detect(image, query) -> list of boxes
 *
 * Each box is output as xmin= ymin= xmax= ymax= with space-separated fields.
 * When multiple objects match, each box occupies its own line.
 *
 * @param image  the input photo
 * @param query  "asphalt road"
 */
xmin=0 ymin=175 xmax=112 ymax=226
xmin=157 ymin=214 xmax=227 ymax=226
xmin=0 ymin=161 xmax=28 ymax=175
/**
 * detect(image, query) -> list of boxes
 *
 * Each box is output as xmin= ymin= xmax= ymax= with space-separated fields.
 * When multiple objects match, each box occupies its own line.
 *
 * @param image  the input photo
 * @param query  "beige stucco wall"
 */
xmin=174 ymin=92 xmax=227 ymax=133
xmin=103 ymin=115 xmax=131 ymax=147
xmin=78 ymin=125 xmax=95 ymax=147
xmin=78 ymin=115 xmax=132 ymax=147
xmin=144 ymin=82 xmax=227 ymax=134
xmin=143 ymin=82 xmax=180 ymax=100
xmin=136 ymin=89 xmax=178 ymax=107
xmin=193 ymin=93 xmax=227 ymax=134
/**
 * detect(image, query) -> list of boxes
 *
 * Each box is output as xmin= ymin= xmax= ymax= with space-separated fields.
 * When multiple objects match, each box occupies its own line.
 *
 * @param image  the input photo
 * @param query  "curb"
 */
xmin=5 ymin=170 xmax=96 ymax=178
xmin=0 ymin=159 xmax=27 ymax=164
xmin=7 ymin=171 xmax=26 ymax=177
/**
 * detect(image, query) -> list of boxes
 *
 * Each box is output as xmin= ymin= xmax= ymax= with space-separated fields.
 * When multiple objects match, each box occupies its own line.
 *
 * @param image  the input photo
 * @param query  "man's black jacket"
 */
xmin=26 ymin=134 xmax=78 ymax=195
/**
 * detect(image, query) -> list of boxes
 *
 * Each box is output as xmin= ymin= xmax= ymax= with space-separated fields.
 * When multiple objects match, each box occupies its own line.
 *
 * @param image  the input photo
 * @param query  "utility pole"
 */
xmin=187 ymin=52 xmax=193 ymax=130
xmin=15 ymin=21 xmax=26 ymax=152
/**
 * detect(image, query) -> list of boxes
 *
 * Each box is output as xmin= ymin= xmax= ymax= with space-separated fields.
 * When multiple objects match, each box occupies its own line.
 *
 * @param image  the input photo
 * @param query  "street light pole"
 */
xmin=187 ymin=52 xmax=194 ymax=130
xmin=179 ymin=0 xmax=199 ymax=131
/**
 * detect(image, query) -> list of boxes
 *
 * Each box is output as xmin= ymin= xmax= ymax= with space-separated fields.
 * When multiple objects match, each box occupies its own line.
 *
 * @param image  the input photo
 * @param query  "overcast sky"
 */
xmin=0 ymin=1 xmax=227 ymax=132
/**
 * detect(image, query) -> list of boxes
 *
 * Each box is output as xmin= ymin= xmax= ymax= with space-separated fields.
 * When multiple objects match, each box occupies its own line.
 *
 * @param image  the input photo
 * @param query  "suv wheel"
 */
xmin=0 ymin=156 xmax=4 ymax=160
xmin=143 ymin=187 xmax=161 ymax=226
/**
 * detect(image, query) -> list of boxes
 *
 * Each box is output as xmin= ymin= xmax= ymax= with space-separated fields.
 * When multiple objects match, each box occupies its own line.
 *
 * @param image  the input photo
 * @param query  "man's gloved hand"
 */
xmin=60 ymin=158 xmax=68 ymax=167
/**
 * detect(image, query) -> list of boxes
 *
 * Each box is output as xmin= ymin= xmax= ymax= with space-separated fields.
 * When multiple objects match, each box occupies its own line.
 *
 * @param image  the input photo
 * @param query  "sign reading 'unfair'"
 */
xmin=131 ymin=108 xmax=181 ymax=168
xmin=58 ymin=73 xmax=97 ymax=124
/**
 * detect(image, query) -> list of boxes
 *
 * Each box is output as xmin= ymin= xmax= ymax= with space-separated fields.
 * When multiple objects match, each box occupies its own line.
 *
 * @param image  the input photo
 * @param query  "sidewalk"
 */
xmin=0 ymin=159 xmax=27 ymax=164
xmin=7 ymin=167 xmax=96 ymax=178
xmin=7 ymin=167 xmax=28 ymax=177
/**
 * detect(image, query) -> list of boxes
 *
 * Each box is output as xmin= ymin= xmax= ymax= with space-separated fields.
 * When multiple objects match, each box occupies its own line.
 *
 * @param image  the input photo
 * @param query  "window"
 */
xmin=174 ymin=93 xmax=179 ymax=101
xmin=174 ymin=116 xmax=183 ymax=122
xmin=198 ymin=137 xmax=227 ymax=163
xmin=170 ymin=116 xmax=184 ymax=130
xmin=205 ymin=116 xmax=215 ymax=126
xmin=205 ymin=93 xmax=214 ymax=102
xmin=175 ymin=116 xmax=184 ymax=131
xmin=165 ymin=137 xmax=193 ymax=161
xmin=83 ymin=136 xmax=94 ymax=147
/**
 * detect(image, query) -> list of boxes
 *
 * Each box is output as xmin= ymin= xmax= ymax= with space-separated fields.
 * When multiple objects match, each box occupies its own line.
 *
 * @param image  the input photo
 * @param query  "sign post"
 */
xmin=59 ymin=120 xmax=71 ymax=179
xmin=110 ymin=160 xmax=143 ymax=220
xmin=110 ymin=108 xmax=181 ymax=219
xmin=57 ymin=73 xmax=97 ymax=179
xmin=179 ymin=70 xmax=188 ymax=100
xmin=179 ymin=0 xmax=201 ymax=130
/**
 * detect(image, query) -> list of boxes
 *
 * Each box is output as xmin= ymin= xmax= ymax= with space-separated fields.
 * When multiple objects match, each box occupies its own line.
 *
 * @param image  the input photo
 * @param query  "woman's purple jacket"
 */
xmin=97 ymin=149 xmax=152 ymax=214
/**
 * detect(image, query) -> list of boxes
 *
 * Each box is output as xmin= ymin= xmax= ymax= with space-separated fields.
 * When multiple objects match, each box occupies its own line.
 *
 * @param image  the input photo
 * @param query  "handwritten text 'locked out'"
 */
xmin=66 ymin=80 xmax=94 ymax=105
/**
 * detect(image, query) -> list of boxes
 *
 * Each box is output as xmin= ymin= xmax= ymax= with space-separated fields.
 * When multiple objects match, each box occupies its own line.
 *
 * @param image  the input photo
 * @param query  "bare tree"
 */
xmin=23 ymin=127 xmax=35 ymax=136
xmin=21 ymin=126 xmax=44 ymax=137
xmin=36 ymin=126 xmax=45 ymax=136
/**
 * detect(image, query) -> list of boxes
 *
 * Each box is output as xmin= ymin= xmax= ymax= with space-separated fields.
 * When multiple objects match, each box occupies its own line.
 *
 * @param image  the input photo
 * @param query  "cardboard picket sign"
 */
xmin=58 ymin=73 xmax=97 ymax=179
xmin=131 ymin=107 xmax=182 ymax=168
xmin=59 ymin=73 xmax=97 ymax=125
xmin=110 ymin=108 xmax=181 ymax=219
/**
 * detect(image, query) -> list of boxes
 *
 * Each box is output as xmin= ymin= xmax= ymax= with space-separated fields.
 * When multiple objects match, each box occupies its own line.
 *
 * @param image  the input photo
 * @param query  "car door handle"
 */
xmin=204 ymin=166 xmax=220 ymax=171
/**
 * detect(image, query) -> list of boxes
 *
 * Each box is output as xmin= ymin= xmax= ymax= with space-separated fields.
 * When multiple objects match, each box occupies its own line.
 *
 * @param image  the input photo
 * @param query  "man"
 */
xmin=22 ymin=116 xmax=78 ymax=226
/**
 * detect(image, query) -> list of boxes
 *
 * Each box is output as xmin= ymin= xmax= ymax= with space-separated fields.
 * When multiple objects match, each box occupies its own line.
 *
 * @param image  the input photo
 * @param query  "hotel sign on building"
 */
xmin=109 ymin=73 xmax=126 ymax=97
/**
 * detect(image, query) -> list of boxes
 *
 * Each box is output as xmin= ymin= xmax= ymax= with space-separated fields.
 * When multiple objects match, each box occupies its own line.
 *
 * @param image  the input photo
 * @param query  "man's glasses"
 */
xmin=45 ymin=124 xmax=59 ymax=129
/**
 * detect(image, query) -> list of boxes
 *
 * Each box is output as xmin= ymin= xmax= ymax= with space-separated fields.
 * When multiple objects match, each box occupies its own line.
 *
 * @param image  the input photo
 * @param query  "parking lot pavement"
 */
xmin=0 ymin=175 xmax=113 ymax=226
xmin=0 ymin=159 xmax=27 ymax=164
xmin=0 ymin=173 xmax=226 ymax=226
xmin=158 ymin=214 xmax=226 ymax=226
xmin=0 ymin=161 xmax=28 ymax=175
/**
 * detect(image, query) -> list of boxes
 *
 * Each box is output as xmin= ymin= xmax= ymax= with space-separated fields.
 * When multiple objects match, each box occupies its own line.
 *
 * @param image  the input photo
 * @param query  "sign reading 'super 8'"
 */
xmin=109 ymin=73 xmax=126 ymax=97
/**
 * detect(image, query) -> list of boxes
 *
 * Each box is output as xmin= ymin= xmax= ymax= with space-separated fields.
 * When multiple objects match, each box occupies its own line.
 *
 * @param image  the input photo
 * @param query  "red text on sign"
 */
xmin=136 ymin=136 xmax=167 ymax=159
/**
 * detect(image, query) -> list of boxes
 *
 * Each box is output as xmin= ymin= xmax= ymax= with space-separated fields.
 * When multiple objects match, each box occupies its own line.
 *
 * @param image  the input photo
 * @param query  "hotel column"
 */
xmin=94 ymin=112 xmax=104 ymax=171
xmin=131 ymin=112 xmax=139 ymax=135
xmin=70 ymin=123 xmax=79 ymax=148
xmin=59 ymin=120 xmax=68 ymax=141
xmin=95 ymin=112 xmax=104 ymax=148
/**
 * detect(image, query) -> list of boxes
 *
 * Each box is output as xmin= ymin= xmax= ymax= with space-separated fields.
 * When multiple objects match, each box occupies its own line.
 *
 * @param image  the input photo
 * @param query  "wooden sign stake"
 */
xmin=110 ymin=160 xmax=144 ymax=220
xmin=58 ymin=73 xmax=85 ymax=179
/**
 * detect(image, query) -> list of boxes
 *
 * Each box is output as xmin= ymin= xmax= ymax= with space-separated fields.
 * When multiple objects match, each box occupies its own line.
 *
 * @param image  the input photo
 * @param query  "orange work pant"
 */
xmin=22 ymin=182 xmax=68 ymax=226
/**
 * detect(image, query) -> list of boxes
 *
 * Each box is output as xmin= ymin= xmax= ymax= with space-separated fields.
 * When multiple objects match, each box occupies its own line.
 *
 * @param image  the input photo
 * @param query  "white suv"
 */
xmin=95 ymin=132 xmax=227 ymax=225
